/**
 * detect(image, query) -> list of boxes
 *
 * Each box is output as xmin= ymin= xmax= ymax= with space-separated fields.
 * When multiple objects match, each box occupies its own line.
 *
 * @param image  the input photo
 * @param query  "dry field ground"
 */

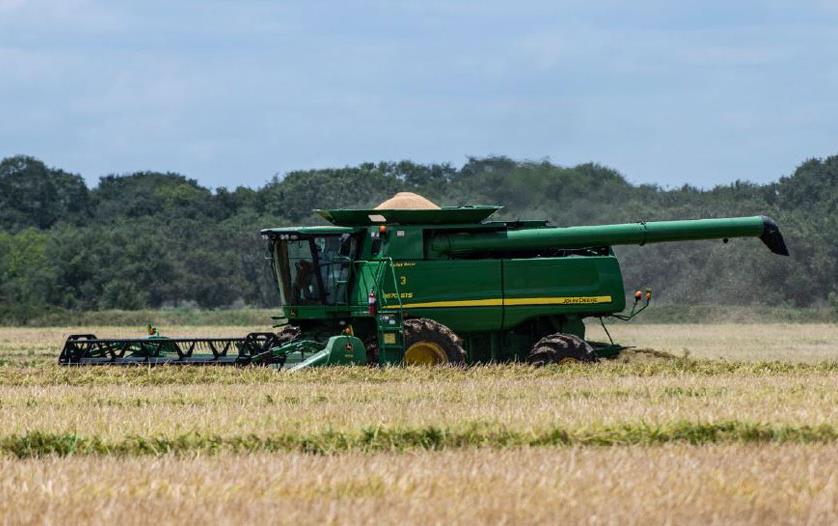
xmin=1 ymin=323 xmax=836 ymax=525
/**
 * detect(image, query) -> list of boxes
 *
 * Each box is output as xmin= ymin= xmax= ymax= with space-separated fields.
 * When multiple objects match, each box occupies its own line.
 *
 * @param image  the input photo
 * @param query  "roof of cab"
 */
xmin=260 ymin=225 xmax=358 ymax=236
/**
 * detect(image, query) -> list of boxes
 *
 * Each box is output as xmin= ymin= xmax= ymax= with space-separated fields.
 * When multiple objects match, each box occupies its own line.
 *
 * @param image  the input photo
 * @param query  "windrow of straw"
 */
xmin=3 ymin=422 xmax=838 ymax=458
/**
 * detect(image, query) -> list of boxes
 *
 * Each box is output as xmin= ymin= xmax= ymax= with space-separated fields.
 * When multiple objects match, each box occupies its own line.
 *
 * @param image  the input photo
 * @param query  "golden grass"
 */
xmin=1 ymin=365 xmax=836 ymax=441
xmin=2 ymin=322 xmax=836 ymax=367
xmin=0 ymin=324 xmax=836 ymax=444
xmin=2 ymin=445 xmax=837 ymax=525
xmin=1 ymin=324 xmax=837 ymax=522
xmin=587 ymin=322 xmax=838 ymax=363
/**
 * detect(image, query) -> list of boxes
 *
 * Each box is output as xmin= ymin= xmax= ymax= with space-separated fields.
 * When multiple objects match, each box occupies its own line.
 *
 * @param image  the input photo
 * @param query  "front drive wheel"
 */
xmin=527 ymin=333 xmax=598 ymax=365
xmin=403 ymin=318 xmax=466 ymax=365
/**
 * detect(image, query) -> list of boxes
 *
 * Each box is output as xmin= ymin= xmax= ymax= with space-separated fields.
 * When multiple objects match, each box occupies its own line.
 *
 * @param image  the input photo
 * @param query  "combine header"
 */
xmin=59 ymin=328 xmax=282 ymax=366
xmin=60 ymin=193 xmax=789 ymax=368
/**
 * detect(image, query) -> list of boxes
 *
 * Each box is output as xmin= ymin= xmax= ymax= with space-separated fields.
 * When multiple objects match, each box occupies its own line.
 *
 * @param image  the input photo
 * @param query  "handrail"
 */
xmin=381 ymin=257 xmax=404 ymax=311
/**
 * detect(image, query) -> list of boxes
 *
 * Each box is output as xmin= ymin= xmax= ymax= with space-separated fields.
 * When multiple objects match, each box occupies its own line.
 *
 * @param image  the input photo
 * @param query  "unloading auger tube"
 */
xmin=429 ymin=215 xmax=789 ymax=256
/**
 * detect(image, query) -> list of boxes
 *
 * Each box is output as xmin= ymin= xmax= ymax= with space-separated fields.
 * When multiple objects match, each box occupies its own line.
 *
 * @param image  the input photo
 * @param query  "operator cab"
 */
xmin=261 ymin=227 xmax=359 ymax=306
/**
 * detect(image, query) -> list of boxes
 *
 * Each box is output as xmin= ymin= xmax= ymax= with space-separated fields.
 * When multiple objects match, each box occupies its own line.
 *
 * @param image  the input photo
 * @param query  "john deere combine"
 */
xmin=59 ymin=193 xmax=789 ymax=367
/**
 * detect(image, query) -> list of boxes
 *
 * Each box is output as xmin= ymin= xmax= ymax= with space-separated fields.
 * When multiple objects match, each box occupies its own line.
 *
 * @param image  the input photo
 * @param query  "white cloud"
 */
xmin=1 ymin=0 xmax=837 ymax=187
xmin=0 ymin=0 xmax=24 ymax=11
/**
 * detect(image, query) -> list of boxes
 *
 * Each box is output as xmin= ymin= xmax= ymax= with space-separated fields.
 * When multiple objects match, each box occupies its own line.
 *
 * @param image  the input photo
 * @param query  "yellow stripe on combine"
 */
xmin=392 ymin=298 xmax=503 ymax=308
xmin=384 ymin=296 xmax=612 ymax=309
xmin=504 ymin=296 xmax=612 ymax=306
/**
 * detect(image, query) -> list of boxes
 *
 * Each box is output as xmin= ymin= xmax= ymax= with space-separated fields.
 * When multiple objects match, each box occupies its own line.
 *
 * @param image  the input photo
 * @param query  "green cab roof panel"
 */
xmin=316 ymin=206 xmax=502 ymax=226
xmin=261 ymin=226 xmax=358 ymax=236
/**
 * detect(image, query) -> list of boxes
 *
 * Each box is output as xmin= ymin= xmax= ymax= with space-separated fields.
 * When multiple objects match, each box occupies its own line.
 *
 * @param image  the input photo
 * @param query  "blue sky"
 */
xmin=1 ymin=0 xmax=836 ymax=189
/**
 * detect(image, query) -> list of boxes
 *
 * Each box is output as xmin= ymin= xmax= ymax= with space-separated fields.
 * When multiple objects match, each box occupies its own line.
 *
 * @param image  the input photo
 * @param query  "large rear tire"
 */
xmin=527 ymin=333 xmax=598 ymax=365
xmin=403 ymin=318 xmax=466 ymax=365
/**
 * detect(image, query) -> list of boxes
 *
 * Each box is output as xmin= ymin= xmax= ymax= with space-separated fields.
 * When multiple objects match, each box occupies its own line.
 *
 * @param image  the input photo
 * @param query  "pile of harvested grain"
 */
xmin=375 ymin=192 xmax=440 ymax=210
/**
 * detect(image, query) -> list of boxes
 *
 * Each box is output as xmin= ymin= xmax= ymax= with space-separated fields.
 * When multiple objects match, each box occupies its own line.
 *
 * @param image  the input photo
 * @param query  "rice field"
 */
xmin=1 ymin=323 xmax=836 ymax=524
xmin=3 ymin=446 xmax=837 ymax=525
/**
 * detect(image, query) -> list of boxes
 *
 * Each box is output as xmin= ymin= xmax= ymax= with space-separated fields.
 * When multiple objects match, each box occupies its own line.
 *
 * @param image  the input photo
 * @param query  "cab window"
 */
xmin=314 ymin=234 xmax=357 ymax=305
xmin=274 ymin=234 xmax=357 ymax=306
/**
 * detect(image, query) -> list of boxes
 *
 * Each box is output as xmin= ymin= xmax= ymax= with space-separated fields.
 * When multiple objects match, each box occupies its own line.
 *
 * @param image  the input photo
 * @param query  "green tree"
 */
xmin=0 ymin=156 xmax=90 ymax=230
xmin=0 ymin=153 xmax=836 ymax=317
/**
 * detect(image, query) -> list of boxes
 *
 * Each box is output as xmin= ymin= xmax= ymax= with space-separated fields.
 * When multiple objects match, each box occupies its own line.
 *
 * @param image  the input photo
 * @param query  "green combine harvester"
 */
xmin=59 ymin=193 xmax=789 ymax=368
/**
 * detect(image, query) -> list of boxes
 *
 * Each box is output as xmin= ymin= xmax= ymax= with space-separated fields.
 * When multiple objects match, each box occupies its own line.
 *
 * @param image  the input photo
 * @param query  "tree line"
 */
xmin=1 ymin=154 xmax=836 ymax=321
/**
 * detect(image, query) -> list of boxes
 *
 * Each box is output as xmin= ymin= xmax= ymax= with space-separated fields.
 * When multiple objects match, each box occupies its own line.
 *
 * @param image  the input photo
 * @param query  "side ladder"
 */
xmin=374 ymin=258 xmax=406 ymax=364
